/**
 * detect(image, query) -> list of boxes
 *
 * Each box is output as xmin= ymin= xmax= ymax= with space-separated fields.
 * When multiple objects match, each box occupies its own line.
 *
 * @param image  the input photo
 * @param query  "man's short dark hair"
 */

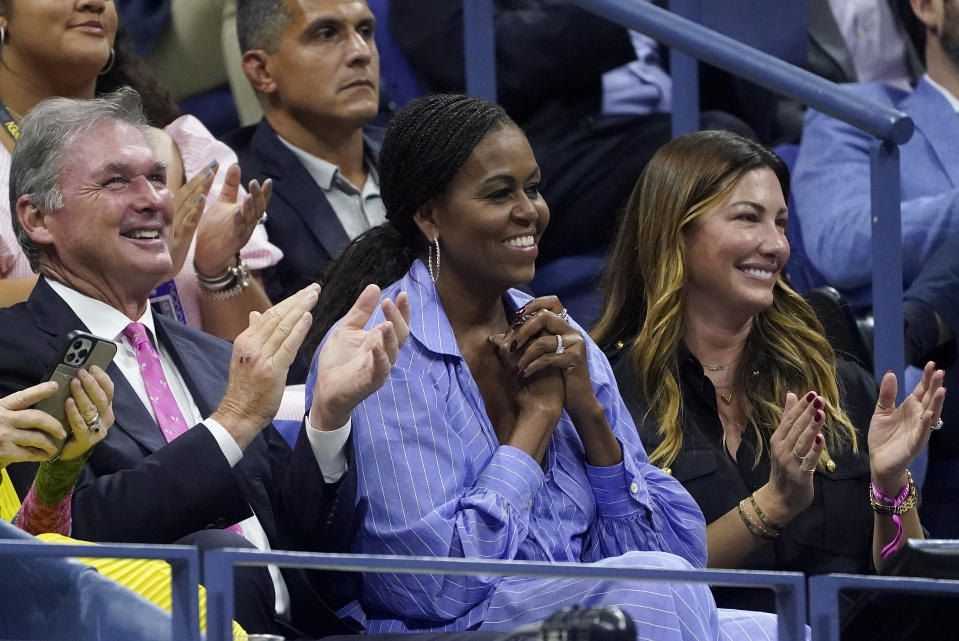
xmin=236 ymin=0 xmax=296 ymax=53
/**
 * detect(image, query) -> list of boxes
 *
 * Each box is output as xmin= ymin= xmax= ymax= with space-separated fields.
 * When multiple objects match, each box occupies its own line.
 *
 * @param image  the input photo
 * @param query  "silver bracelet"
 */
xmin=195 ymin=253 xmax=251 ymax=299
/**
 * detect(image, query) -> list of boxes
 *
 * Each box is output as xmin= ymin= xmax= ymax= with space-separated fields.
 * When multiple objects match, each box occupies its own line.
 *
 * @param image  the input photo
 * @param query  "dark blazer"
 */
xmin=0 ymin=277 xmax=357 ymax=636
xmin=222 ymin=118 xmax=382 ymax=305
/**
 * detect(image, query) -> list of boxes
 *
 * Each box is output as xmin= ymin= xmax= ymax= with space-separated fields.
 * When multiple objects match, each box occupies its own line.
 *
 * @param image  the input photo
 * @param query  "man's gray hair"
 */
xmin=236 ymin=0 xmax=295 ymax=53
xmin=9 ymin=86 xmax=151 ymax=272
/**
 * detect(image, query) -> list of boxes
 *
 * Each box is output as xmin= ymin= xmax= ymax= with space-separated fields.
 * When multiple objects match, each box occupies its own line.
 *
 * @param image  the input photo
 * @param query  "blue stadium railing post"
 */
xmin=463 ymin=0 xmax=497 ymax=102
xmin=203 ymin=548 xmax=236 ymax=641
xmin=668 ymin=0 xmax=700 ymax=137
xmin=870 ymin=140 xmax=906 ymax=393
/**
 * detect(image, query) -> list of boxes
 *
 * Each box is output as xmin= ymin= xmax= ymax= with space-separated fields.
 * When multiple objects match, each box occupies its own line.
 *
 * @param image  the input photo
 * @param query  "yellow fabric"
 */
xmin=0 ymin=468 xmax=19 ymax=522
xmin=2 ymin=468 xmax=244 ymax=636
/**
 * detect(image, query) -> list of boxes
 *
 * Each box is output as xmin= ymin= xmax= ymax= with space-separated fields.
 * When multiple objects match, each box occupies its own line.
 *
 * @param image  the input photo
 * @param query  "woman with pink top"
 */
xmin=0 ymin=1 xmax=280 ymax=340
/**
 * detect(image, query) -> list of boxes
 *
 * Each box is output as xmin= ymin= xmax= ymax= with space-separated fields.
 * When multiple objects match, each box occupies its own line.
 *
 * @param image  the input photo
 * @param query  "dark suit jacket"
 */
xmin=0 ymin=277 xmax=357 ymax=636
xmin=222 ymin=118 xmax=382 ymax=305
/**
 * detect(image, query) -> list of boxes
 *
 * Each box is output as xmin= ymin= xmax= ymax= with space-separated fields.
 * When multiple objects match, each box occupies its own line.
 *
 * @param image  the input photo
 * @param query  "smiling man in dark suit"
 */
xmin=223 ymin=0 xmax=383 ymax=314
xmin=0 ymin=87 xmax=410 ymax=638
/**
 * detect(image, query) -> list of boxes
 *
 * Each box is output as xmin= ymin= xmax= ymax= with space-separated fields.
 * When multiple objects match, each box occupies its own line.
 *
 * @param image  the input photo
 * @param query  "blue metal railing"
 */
xmin=462 ymin=0 xmax=911 ymax=384
xmin=0 ymin=539 xmax=201 ymax=641
xmin=808 ymin=572 xmax=959 ymax=641
xmin=203 ymin=549 xmax=808 ymax=641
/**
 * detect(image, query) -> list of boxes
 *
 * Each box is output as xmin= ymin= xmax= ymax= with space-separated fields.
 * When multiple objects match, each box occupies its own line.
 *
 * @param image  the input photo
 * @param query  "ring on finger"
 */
xmin=791 ymin=447 xmax=804 ymax=462
xmin=258 ymin=211 xmax=268 ymax=224
xmin=557 ymin=307 xmax=569 ymax=323
xmin=799 ymin=460 xmax=816 ymax=473
xmin=85 ymin=410 xmax=101 ymax=434
xmin=932 ymin=418 xmax=944 ymax=431
xmin=555 ymin=334 xmax=565 ymax=355
xmin=876 ymin=400 xmax=894 ymax=411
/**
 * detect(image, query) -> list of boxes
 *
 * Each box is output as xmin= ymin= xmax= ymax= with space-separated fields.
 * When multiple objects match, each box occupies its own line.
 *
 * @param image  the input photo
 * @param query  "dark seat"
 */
xmin=803 ymin=286 xmax=873 ymax=373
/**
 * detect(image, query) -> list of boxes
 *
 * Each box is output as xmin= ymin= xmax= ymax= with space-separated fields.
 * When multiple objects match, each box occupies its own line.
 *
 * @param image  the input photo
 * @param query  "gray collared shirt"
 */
xmin=277 ymin=135 xmax=387 ymax=239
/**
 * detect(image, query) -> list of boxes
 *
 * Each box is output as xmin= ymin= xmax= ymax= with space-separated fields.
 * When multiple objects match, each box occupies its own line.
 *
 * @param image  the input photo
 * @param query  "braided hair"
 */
xmin=301 ymin=93 xmax=515 ymax=363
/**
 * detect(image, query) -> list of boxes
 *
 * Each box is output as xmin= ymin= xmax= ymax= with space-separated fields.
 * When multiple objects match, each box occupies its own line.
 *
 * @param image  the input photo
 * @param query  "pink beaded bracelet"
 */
xmin=869 ymin=470 xmax=917 ymax=560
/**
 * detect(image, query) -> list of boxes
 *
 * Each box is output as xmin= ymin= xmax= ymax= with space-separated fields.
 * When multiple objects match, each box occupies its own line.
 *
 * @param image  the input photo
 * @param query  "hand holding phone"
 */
xmin=0 ymin=381 xmax=67 ymax=467
xmin=33 ymin=331 xmax=117 ymax=452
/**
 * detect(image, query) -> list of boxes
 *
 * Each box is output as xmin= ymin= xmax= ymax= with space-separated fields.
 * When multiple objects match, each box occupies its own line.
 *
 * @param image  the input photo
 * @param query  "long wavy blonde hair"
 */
xmin=592 ymin=130 xmax=856 ymax=469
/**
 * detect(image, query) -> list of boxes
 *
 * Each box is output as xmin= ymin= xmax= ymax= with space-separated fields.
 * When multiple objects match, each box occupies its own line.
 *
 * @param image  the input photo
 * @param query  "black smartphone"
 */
xmin=33 ymin=330 xmax=117 ymax=447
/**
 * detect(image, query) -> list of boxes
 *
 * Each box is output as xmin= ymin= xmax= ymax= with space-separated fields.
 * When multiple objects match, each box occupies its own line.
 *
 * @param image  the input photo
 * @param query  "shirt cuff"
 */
xmin=305 ymin=412 xmax=351 ymax=483
xmin=586 ymin=461 xmax=644 ymax=518
xmin=204 ymin=418 xmax=243 ymax=467
xmin=472 ymin=445 xmax=544 ymax=512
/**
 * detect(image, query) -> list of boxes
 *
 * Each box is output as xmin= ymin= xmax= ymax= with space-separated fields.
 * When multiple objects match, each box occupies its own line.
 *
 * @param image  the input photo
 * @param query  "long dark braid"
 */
xmin=299 ymin=93 xmax=514 ymax=364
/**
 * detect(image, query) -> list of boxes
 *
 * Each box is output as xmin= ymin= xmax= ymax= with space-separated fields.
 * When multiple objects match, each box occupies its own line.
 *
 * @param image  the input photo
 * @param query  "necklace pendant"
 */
xmin=720 ymin=391 xmax=733 ymax=403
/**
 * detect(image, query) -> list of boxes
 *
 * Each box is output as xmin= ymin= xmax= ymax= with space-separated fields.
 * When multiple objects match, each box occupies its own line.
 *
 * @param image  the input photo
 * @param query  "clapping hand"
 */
xmin=760 ymin=391 xmax=826 ymax=525
xmin=213 ymin=284 xmax=319 ymax=448
xmin=194 ymin=163 xmax=272 ymax=277
xmin=869 ymin=362 xmax=946 ymax=494
xmin=168 ymin=160 xmax=217 ymax=278
xmin=310 ymin=284 xmax=411 ymax=430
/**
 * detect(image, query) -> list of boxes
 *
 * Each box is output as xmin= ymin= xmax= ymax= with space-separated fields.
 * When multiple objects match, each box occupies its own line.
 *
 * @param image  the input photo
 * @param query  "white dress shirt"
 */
xmin=47 ymin=278 xmax=351 ymax=617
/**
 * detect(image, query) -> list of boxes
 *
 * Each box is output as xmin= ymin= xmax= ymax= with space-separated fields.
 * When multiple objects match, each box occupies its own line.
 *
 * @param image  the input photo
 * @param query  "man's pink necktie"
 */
xmin=122 ymin=322 xmax=243 ymax=536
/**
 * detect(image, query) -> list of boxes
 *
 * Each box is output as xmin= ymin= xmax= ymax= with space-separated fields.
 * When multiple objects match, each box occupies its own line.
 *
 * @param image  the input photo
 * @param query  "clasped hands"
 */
xmin=212 ymin=283 xmax=410 ymax=449
xmin=760 ymin=361 xmax=945 ymax=526
xmin=489 ymin=296 xmax=616 ymax=464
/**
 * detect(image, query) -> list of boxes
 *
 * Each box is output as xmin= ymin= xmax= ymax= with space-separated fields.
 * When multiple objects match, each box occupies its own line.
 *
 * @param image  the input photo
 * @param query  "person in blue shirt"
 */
xmin=306 ymin=93 xmax=779 ymax=640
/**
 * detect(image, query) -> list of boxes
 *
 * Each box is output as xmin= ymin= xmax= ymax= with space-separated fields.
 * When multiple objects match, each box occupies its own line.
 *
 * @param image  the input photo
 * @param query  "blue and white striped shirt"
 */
xmin=309 ymin=260 xmax=778 ymax=640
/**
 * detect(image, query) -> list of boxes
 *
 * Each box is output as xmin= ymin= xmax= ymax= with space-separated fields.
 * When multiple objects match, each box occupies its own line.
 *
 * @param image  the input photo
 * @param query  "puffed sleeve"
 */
xmin=577 ymin=336 xmax=708 ymax=568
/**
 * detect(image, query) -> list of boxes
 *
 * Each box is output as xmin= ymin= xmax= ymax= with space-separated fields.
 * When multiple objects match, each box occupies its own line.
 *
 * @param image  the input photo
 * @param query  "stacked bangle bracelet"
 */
xmin=195 ymin=253 xmax=251 ymax=299
xmin=870 ymin=470 xmax=917 ymax=559
xmin=738 ymin=493 xmax=783 ymax=541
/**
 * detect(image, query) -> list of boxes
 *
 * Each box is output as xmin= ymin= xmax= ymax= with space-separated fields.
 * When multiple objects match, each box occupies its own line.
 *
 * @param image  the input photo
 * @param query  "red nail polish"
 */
xmin=815 ymin=434 xmax=823 ymax=444
xmin=814 ymin=410 xmax=823 ymax=422
xmin=805 ymin=391 xmax=816 ymax=403
xmin=510 ymin=340 xmax=518 ymax=352
xmin=813 ymin=397 xmax=823 ymax=410
xmin=886 ymin=370 xmax=893 ymax=374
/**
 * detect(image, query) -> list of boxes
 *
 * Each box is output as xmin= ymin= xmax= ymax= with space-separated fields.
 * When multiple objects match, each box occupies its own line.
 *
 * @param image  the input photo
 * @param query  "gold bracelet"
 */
xmin=870 ymin=470 xmax=918 ymax=516
xmin=749 ymin=493 xmax=784 ymax=532
xmin=738 ymin=499 xmax=779 ymax=540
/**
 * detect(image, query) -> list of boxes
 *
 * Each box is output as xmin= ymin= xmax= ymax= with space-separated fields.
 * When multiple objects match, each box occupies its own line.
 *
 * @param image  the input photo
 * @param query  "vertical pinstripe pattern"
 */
xmin=308 ymin=260 xmax=782 ymax=640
